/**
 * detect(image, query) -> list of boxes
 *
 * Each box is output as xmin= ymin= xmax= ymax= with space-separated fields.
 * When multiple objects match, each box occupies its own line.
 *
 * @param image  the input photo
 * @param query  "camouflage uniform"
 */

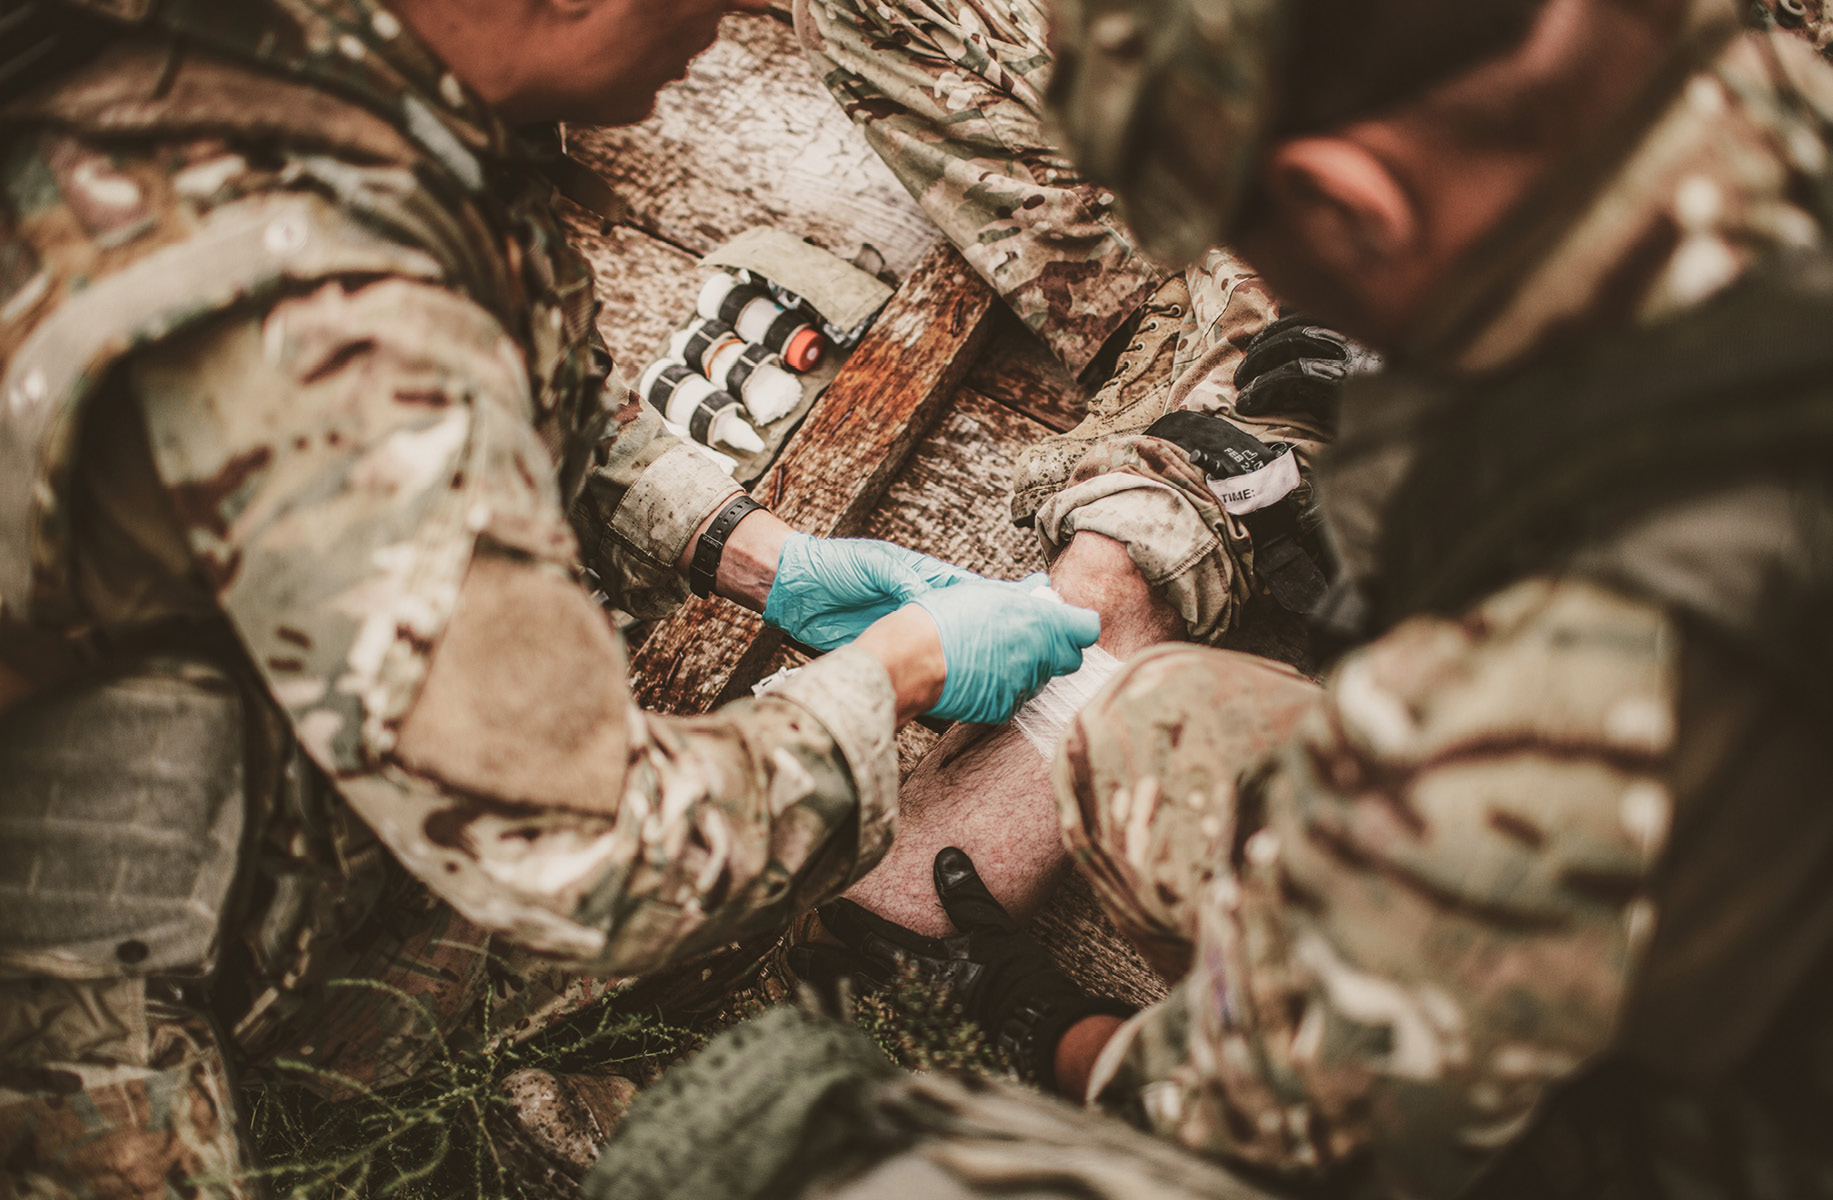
xmin=0 ymin=3 xmax=898 ymax=1194
xmin=797 ymin=0 xmax=1326 ymax=647
xmin=1049 ymin=23 xmax=1833 ymax=1200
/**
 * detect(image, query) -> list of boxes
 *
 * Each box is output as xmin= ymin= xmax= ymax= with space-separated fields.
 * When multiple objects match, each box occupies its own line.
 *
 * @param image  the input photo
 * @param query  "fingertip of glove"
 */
xmin=1066 ymin=606 xmax=1102 ymax=647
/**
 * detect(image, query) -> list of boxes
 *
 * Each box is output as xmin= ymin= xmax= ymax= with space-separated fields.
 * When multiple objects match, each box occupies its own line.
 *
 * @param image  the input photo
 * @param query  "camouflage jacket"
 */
xmin=0 ymin=0 xmax=898 ymax=993
xmin=1083 ymin=25 xmax=1833 ymax=1199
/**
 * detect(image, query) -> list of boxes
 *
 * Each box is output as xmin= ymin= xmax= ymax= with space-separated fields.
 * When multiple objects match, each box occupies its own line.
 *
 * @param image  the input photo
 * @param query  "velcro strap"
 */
xmin=763 ymin=306 xmax=806 ymax=350
xmin=725 ymin=342 xmax=771 ymax=394
xmin=717 ymin=283 xmax=763 ymax=327
xmin=689 ymin=393 xmax=737 ymax=444
xmin=1146 ymin=411 xmax=1326 ymax=614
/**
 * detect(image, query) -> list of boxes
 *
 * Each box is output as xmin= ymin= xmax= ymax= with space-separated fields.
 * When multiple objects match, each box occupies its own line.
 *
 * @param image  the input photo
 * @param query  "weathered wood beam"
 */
xmin=631 ymin=240 xmax=1000 ymax=715
xmin=961 ymin=307 xmax=1091 ymax=435
xmin=565 ymin=12 xmax=937 ymax=287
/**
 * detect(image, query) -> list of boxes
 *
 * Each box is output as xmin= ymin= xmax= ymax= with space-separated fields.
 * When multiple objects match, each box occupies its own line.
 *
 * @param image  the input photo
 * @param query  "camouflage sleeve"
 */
xmin=130 ymin=277 xmax=898 ymax=975
xmin=1028 ymin=253 xmax=1330 ymax=644
xmin=568 ymin=360 xmax=743 ymax=619
xmin=1083 ymin=579 xmax=1680 ymax=1197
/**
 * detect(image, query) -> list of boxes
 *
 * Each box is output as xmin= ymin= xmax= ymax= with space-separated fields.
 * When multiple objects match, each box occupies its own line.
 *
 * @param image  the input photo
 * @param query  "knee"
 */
xmin=1053 ymin=645 xmax=1319 ymax=859
xmin=1048 ymin=531 xmax=1187 ymax=654
xmin=0 ymin=978 xmax=247 ymax=1198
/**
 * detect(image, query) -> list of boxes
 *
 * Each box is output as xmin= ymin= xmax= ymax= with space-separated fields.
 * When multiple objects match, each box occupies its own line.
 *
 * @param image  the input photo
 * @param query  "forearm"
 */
xmin=839 ymin=532 xmax=1180 ymax=939
xmin=346 ymin=642 xmax=903 ymax=975
xmin=1068 ymin=580 xmax=1676 ymax=1194
xmin=592 ymin=649 xmax=904 ymax=972
xmin=574 ymin=404 xmax=746 ymax=617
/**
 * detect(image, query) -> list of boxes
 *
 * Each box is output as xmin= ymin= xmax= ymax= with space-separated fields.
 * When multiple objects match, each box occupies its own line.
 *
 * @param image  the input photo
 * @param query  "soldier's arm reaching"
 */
xmin=127 ymin=274 xmax=1096 ymax=975
xmin=1067 ymin=579 xmax=1682 ymax=1196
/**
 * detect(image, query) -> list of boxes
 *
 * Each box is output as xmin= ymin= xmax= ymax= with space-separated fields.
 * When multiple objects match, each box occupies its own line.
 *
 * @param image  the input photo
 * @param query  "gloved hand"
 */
xmin=764 ymin=534 xmax=976 ymax=652
xmin=1233 ymin=314 xmax=1379 ymax=428
xmin=789 ymin=848 xmax=1135 ymax=1090
xmin=913 ymin=574 xmax=1100 ymax=725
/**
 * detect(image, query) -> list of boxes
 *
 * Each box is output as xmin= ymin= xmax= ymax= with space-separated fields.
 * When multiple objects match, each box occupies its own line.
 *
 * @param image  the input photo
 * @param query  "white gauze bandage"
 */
xmin=1012 ymin=586 xmax=1123 ymax=760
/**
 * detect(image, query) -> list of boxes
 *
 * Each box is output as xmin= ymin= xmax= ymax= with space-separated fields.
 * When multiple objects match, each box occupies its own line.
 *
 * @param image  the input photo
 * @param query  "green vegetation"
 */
xmin=240 ymin=978 xmax=695 ymax=1200
xmin=236 ymin=952 xmax=1003 ymax=1200
xmin=845 ymin=961 xmax=1001 ymax=1077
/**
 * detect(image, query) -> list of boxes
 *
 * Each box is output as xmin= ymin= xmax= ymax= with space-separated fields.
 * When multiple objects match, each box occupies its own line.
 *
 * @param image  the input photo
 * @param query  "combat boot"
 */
xmin=495 ymin=1068 xmax=640 ymax=1188
xmin=1011 ymin=275 xmax=1190 ymax=525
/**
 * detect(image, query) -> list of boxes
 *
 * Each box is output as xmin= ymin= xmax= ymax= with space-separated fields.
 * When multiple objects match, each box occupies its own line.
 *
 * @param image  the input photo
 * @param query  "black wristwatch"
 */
xmin=689 ymin=494 xmax=764 ymax=598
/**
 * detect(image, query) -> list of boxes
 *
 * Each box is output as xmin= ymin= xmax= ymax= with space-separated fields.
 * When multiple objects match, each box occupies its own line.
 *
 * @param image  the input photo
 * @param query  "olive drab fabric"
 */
xmin=0 ymin=658 xmax=246 ymax=980
xmin=585 ymin=1007 xmax=1283 ymax=1200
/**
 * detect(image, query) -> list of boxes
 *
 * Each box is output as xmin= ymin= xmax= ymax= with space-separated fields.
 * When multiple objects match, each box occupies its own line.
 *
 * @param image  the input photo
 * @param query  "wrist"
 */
xmin=853 ymin=606 xmax=946 ymax=726
xmin=681 ymin=503 xmax=791 ymax=611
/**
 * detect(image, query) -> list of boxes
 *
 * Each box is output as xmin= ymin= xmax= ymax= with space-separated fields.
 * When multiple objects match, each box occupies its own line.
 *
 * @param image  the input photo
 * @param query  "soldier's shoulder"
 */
xmin=1328 ymin=577 xmax=1678 ymax=767
xmin=0 ymin=110 xmax=479 ymax=620
xmin=0 ymin=37 xmax=497 ymax=348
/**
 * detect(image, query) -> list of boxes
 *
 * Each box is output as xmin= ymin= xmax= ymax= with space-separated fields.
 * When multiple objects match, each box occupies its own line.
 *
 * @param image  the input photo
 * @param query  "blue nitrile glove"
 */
xmin=914 ymin=574 xmax=1101 ymax=725
xmin=764 ymin=533 xmax=978 ymax=652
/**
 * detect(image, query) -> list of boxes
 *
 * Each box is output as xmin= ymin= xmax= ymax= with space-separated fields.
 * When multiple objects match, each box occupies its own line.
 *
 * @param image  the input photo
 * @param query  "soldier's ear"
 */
xmin=1258 ymin=137 xmax=1421 ymax=275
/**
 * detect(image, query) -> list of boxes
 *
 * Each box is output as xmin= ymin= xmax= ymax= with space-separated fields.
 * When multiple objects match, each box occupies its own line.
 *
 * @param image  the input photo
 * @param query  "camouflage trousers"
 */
xmin=0 ymin=888 xmax=614 ymax=1198
xmin=1051 ymin=645 xmax=1319 ymax=982
xmin=797 ymin=0 xmax=1329 ymax=646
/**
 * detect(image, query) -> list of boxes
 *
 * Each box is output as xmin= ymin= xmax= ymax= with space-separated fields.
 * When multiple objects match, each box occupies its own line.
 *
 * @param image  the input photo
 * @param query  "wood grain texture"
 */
xmin=755 ymin=241 xmax=997 ymax=533
xmin=861 ymin=387 xmax=1048 ymax=581
xmin=962 ymin=307 xmax=1091 ymax=435
xmin=559 ymin=213 xmax=704 ymax=372
xmin=630 ymin=242 xmax=1000 ymax=716
xmin=1031 ymin=871 xmax=1170 ymax=1009
xmin=565 ymin=12 xmax=938 ymax=286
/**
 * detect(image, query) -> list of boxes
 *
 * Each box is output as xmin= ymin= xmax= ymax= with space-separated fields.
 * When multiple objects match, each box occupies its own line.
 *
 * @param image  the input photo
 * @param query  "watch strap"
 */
xmin=690 ymin=494 xmax=764 ymax=598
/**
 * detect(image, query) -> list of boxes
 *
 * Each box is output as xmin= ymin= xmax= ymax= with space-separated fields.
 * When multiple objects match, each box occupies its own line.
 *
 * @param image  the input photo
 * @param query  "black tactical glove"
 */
xmin=788 ymin=847 xmax=1136 ymax=1091
xmin=1233 ymin=314 xmax=1378 ymax=428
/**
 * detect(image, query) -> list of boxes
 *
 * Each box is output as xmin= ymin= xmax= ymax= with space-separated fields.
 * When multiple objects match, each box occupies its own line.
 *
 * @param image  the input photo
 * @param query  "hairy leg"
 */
xmin=839 ymin=533 xmax=1184 ymax=936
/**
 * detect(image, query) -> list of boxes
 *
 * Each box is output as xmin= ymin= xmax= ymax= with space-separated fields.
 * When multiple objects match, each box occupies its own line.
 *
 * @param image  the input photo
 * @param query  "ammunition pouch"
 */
xmin=0 ymin=655 xmax=247 ymax=981
xmin=585 ymin=1007 xmax=898 ymax=1200
xmin=587 ymin=1007 xmax=1278 ymax=1200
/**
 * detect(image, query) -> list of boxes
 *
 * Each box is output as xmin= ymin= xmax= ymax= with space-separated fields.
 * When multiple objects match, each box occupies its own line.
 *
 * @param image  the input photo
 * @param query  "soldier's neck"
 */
xmin=1409 ymin=31 xmax=1833 ymax=378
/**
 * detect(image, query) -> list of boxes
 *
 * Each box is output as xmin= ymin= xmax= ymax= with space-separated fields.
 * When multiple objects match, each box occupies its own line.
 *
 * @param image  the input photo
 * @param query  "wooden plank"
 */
xmin=558 ymin=212 xmax=704 ymax=370
xmin=962 ymin=308 xmax=1091 ymax=435
xmin=861 ymin=387 xmax=1049 ymax=581
xmin=631 ymin=241 xmax=1000 ymax=716
xmin=565 ymin=12 xmax=938 ymax=286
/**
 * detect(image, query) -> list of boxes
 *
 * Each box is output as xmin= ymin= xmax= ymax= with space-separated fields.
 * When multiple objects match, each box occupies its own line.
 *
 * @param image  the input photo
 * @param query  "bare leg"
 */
xmin=840 ymin=533 xmax=1184 ymax=936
